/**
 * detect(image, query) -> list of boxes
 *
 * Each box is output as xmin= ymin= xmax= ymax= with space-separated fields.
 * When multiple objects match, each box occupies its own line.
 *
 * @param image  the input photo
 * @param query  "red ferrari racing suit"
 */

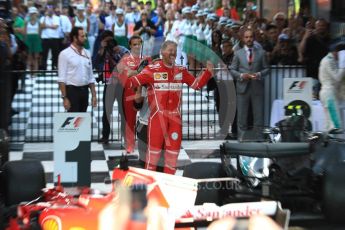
xmin=118 ymin=54 xmax=151 ymax=153
xmin=127 ymin=60 xmax=212 ymax=174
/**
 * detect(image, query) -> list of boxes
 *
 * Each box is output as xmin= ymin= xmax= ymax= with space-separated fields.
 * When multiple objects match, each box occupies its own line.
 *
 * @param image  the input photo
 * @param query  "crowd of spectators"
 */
xmin=1 ymin=0 xmax=342 ymax=136
xmin=4 ymin=0 xmax=333 ymax=68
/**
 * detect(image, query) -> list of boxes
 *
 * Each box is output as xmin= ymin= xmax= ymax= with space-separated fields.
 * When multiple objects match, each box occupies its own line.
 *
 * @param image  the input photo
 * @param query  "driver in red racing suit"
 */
xmin=118 ymin=35 xmax=151 ymax=153
xmin=125 ymin=40 xmax=214 ymax=174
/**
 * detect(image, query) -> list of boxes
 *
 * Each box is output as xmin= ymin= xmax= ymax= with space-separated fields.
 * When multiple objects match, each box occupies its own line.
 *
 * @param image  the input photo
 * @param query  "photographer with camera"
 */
xmin=92 ymin=30 xmax=129 ymax=144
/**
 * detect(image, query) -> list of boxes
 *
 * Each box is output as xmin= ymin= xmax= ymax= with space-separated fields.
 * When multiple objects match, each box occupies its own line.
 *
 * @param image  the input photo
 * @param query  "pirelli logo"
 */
xmin=154 ymin=72 xmax=168 ymax=80
xmin=154 ymin=83 xmax=183 ymax=91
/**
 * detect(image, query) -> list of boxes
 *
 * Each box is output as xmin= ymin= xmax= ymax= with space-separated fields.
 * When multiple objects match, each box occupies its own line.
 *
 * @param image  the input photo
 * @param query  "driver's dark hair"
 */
xmin=70 ymin=26 xmax=83 ymax=42
xmin=129 ymin=35 xmax=142 ymax=46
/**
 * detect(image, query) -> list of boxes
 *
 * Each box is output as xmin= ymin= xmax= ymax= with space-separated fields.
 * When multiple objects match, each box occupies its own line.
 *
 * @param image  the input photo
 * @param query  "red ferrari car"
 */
xmin=0 ymin=160 xmax=289 ymax=230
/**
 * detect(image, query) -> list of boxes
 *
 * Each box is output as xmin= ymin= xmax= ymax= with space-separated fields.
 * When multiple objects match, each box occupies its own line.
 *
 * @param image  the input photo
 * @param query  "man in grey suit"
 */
xmin=230 ymin=29 xmax=269 ymax=141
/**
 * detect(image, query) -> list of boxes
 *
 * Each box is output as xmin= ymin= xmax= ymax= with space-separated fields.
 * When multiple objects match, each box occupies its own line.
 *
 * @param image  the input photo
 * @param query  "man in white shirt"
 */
xmin=58 ymin=26 xmax=97 ymax=112
xmin=40 ymin=5 xmax=61 ymax=70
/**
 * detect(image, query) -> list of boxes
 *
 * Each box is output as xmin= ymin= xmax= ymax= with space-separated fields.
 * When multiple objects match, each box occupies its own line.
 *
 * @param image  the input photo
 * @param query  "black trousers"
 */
xmin=136 ymin=121 xmax=147 ymax=167
xmin=101 ymin=83 xmax=125 ymax=140
xmin=41 ymin=38 xmax=61 ymax=70
xmin=0 ymin=71 xmax=12 ymax=132
xmin=66 ymin=85 xmax=89 ymax=112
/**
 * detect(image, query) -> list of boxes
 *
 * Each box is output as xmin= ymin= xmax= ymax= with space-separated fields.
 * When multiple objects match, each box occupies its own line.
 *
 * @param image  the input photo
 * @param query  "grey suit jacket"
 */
xmin=230 ymin=46 xmax=269 ymax=94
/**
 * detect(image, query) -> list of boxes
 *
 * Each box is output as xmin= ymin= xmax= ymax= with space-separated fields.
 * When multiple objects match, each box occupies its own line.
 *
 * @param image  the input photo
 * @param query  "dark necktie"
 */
xmin=248 ymin=48 xmax=253 ymax=65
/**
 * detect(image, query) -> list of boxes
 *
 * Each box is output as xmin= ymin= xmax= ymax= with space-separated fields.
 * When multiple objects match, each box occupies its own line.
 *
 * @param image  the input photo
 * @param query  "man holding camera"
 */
xmin=92 ymin=30 xmax=129 ymax=144
xmin=58 ymin=27 xmax=97 ymax=112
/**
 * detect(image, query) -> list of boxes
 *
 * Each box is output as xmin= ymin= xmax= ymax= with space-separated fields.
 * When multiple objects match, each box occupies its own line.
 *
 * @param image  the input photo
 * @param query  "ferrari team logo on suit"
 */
xmin=154 ymin=72 xmax=168 ymax=81
xmin=174 ymin=73 xmax=182 ymax=80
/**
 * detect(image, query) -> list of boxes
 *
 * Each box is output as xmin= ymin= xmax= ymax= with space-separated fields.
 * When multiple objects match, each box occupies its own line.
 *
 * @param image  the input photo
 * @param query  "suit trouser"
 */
xmin=145 ymin=111 xmax=181 ymax=174
xmin=41 ymin=38 xmax=60 ymax=70
xmin=237 ymin=83 xmax=264 ymax=139
xmin=66 ymin=85 xmax=89 ymax=112
xmin=123 ymin=87 xmax=137 ymax=153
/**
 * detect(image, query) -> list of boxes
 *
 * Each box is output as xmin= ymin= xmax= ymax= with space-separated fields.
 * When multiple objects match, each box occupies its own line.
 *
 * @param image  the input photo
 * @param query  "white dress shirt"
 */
xmin=40 ymin=15 xmax=60 ymax=38
xmin=59 ymin=15 xmax=72 ymax=38
xmin=58 ymin=45 xmax=95 ymax=86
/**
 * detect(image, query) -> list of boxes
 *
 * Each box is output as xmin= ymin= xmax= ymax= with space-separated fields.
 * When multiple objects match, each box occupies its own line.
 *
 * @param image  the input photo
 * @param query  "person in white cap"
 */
xmin=125 ymin=2 xmax=141 ymax=38
xmin=170 ymin=7 xmax=190 ymax=65
xmin=86 ymin=4 xmax=98 ymax=55
xmin=112 ymin=8 xmax=128 ymax=48
xmin=190 ymin=5 xmax=199 ymax=62
xmin=73 ymin=4 xmax=90 ymax=50
xmin=104 ymin=5 xmax=116 ymax=31
xmin=204 ymin=13 xmax=216 ymax=47
xmin=181 ymin=7 xmax=195 ymax=68
xmin=133 ymin=10 xmax=156 ymax=56
xmin=195 ymin=10 xmax=207 ymax=64
xmin=25 ymin=7 xmax=42 ymax=76
xmin=58 ymin=6 xmax=72 ymax=51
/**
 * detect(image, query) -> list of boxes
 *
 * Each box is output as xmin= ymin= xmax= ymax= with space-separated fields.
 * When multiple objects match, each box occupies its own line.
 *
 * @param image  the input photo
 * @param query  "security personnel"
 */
xmin=58 ymin=26 xmax=97 ymax=112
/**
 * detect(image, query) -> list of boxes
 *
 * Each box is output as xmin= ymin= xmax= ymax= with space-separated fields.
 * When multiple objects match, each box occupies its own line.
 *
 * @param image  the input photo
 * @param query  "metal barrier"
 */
xmin=8 ymin=66 xmax=305 ymax=144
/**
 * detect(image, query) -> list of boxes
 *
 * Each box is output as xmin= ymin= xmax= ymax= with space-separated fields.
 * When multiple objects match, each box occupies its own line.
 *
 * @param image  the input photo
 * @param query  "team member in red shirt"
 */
xmin=118 ymin=35 xmax=151 ymax=153
xmin=125 ymin=40 xmax=214 ymax=174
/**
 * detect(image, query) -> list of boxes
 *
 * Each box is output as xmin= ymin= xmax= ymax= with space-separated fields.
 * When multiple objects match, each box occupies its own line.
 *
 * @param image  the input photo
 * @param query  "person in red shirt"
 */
xmin=124 ymin=40 xmax=214 ymax=174
xmin=117 ymin=35 xmax=151 ymax=153
xmin=216 ymin=0 xmax=240 ymax=20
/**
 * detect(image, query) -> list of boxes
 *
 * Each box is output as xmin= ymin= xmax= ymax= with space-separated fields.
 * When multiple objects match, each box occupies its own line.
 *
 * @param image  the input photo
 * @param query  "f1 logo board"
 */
xmin=54 ymin=113 xmax=91 ymax=186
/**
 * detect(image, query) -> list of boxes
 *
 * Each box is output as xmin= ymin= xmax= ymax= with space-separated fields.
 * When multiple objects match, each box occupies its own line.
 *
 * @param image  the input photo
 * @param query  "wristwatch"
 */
xmin=61 ymin=95 xmax=67 ymax=99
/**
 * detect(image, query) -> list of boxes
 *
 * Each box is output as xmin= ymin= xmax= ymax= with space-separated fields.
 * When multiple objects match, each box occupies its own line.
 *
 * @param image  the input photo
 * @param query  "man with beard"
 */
xmin=124 ymin=40 xmax=214 ymax=174
xmin=230 ymin=29 xmax=269 ymax=141
xmin=58 ymin=27 xmax=97 ymax=112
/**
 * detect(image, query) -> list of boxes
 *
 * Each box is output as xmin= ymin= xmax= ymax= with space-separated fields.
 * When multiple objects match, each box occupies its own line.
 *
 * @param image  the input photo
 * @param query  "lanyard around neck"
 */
xmin=70 ymin=45 xmax=89 ymax=60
